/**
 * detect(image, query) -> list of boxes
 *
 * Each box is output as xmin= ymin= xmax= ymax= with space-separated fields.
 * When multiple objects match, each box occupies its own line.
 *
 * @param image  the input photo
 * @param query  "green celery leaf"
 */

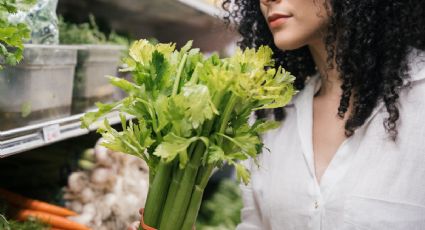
xmin=98 ymin=119 xmax=154 ymax=163
xmin=150 ymin=50 xmax=172 ymax=95
xmin=252 ymin=120 xmax=282 ymax=133
xmin=129 ymin=39 xmax=175 ymax=66
xmin=152 ymin=94 xmax=170 ymax=133
xmin=81 ymin=101 xmax=120 ymax=128
xmin=207 ymin=145 xmax=226 ymax=165
xmin=108 ymin=75 xmax=142 ymax=96
xmin=235 ymin=163 xmax=251 ymax=185
xmin=218 ymin=133 xmax=261 ymax=158
xmin=227 ymin=152 xmax=249 ymax=161
xmin=154 ymin=133 xmax=201 ymax=168
xmin=180 ymin=40 xmax=193 ymax=54
xmin=178 ymin=83 xmax=218 ymax=129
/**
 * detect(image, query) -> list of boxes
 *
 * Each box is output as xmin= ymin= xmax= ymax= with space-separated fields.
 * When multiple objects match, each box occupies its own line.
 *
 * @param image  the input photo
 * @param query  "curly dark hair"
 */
xmin=222 ymin=0 xmax=425 ymax=140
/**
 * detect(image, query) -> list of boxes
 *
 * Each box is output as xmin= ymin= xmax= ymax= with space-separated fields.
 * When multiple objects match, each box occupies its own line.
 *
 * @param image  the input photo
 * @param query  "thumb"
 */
xmin=127 ymin=221 xmax=140 ymax=230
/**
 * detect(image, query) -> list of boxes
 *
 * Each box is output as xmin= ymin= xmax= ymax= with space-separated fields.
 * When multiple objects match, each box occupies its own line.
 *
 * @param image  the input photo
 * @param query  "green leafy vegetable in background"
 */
xmin=59 ymin=14 xmax=130 ymax=46
xmin=196 ymin=179 xmax=243 ymax=230
xmin=0 ymin=0 xmax=33 ymax=69
xmin=0 ymin=0 xmax=35 ymax=13
xmin=82 ymin=39 xmax=296 ymax=230
xmin=58 ymin=14 xmax=106 ymax=45
xmin=0 ymin=213 xmax=7 ymax=229
xmin=0 ymin=213 xmax=48 ymax=230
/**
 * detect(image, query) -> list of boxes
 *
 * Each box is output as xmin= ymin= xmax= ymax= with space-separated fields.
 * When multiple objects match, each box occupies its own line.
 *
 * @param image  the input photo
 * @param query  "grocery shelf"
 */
xmin=59 ymin=0 xmax=224 ymax=27
xmin=1 ymin=0 xmax=234 ymax=159
xmin=0 ymin=112 xmax=131 ymax=158
xmin=57 ymin=0 xmax=237 ymax=55
xmin=177 ymin=0 xmax=225 ymax=18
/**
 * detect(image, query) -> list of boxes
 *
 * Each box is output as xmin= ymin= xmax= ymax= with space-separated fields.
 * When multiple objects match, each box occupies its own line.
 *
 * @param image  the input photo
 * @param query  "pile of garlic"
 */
xmin=63 ymin=138 xmax=149 ymax=230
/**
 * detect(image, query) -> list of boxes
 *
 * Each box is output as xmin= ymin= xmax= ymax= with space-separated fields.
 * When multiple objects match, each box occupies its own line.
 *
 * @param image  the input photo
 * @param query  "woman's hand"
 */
xmin=127 ymin=220 xmax=140 ymax=230
xmin=126 ymin=208 xmax=196 ymax=230
xmin=127 ymin=208 xmax=143 ymax=230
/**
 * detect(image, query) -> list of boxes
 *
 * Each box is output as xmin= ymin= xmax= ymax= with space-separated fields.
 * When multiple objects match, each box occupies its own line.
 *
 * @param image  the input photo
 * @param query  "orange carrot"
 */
xmin=0 ymin=188 xmax=77 ymax=216
xmin=14 ymin=209 xmax=91 ymax=230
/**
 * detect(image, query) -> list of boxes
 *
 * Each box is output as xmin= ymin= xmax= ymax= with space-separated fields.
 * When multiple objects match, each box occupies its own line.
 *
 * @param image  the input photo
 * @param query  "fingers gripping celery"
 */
xmin=82 ymin=39 xmax=296 ymax=229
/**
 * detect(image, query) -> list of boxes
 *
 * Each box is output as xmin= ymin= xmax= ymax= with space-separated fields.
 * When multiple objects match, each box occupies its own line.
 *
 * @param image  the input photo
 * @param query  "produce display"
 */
xmin=0 ymin=0 xmax=33 ymax=69
xmin=196 ymin=179 xmax=243 ymax=230
xmin=57 ymin=15 xmax=130 ymax=113
xmin=82 ymin=39 xmax=295 ymax=229
xmin=63 ymin=138 xmax=149 ymax=230
xmin=0 ymin=188 xmax=76 ymax=216
xmin=58 ymin=15 xmax=130 ymax=46
xmin=8 ymin=0 xmax=59 ymax=44
xmin=0 ymin=188 xmax=89 ymax=230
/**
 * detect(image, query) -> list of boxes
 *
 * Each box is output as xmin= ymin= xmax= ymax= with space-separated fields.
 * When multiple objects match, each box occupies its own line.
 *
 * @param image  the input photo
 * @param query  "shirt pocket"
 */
xmin=343 ymin=195 xmax=425 ymax=230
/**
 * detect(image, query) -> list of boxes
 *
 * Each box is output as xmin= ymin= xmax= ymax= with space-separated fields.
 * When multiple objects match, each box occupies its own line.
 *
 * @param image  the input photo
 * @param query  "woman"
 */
xmin=224 ymin=0 xmax=425 ymax=229
xmin=129 ymin=0 xmax=425 ymax=229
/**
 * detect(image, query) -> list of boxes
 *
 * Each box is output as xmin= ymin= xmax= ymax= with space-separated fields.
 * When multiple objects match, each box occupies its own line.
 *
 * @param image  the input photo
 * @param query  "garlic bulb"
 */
xmin=94 ymin=139 xmax=113 ymax=167
xmin=68 ymin=172 xmax=89 ymax=193
xmin=80 ymin=187 xmax=95 ymax=203
xmin=64 ymin=138 xmax=149 ymax=230
xmin=90 ymin=167 xmax=114 ymax=185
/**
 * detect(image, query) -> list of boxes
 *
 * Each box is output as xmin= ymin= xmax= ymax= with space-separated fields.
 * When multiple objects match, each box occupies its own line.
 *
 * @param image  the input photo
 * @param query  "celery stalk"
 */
xmin=143 ymin=161 xmax=172 ymax=227
xmin=181 ymin=185 xmax=204 ymax=230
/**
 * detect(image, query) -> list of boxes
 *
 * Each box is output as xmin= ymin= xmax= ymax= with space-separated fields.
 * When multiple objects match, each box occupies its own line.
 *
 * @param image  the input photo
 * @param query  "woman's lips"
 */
xmin=268 ymin=13 xmax=292 ymax=28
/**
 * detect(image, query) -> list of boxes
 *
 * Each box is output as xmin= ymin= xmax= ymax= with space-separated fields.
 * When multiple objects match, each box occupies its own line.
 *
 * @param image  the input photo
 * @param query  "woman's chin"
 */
xmin=273 ymin=37 xmax=306 ymax=51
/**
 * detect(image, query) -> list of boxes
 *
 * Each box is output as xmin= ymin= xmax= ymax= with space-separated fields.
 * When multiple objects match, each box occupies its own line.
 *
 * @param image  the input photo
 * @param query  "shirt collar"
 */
xmin=287 ymin=73 xmax=320 ymax=107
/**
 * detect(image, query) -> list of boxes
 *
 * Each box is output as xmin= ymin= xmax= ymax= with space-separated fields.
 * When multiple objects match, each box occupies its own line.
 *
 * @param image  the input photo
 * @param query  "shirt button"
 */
xmin=314 ymin=201 xmax=319 ymax=209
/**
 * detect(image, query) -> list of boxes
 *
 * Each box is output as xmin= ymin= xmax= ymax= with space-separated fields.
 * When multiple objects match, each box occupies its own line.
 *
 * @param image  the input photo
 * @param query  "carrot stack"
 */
xmin=13 ymin=209 xmax=90 ymax=230
xmin=0 ymin=188 xmax=91 ymax=230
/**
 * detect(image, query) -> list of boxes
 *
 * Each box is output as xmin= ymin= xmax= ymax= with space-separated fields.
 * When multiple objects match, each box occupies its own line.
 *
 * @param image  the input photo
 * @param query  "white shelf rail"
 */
xmin=0 ymin=112 xmax=131 ymax=158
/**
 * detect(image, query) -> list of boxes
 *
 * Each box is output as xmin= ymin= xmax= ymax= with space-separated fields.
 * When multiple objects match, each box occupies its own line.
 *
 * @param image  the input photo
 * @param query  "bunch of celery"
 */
xmin=82 ymin=39 xmax=295 ymax=230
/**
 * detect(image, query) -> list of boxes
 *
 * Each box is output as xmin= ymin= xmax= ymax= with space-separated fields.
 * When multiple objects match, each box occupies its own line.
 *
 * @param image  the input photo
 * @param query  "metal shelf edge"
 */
xmin=0 ymin=112 xmax=131 ymax=158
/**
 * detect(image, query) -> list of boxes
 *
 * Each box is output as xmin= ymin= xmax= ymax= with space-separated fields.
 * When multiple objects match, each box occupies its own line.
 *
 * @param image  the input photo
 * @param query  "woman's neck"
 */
xmin=308 ymin=40 xmax=341 ymax=98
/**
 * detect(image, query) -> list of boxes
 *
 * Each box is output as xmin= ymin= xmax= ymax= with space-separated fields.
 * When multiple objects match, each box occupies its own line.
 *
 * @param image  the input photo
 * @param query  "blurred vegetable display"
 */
xmin=57 ymin=14 xmax=130 ymax=113
xmin=0 ymin=213 xmax=48 ymax=230
xmin=58 ymin=14 xmax=130 ymax=47
xmin=0 ymin=0 xmax=33 ymax=69
xmin=0 ymin=188 xmax=77 ymax=217
xmin=196 ymin=179 xmax=243 ymax=230
xmin=64 ymin=139 xmax=149 ymax=230
xmin=8 ymin=0 xmax=59 ymax=44
xmin=0 ymin=188 xmax=89 ymax=230
xmin=82 ymin=39 xmax=295 ymax=230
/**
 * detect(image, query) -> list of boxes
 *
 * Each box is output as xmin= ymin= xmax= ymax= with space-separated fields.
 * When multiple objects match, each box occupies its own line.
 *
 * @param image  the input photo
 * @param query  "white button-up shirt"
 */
xmin=237 ymin=49 xmax=425 ymax=230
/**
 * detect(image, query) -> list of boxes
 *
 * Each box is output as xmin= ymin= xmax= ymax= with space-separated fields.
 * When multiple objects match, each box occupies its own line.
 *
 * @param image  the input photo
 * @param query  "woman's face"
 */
xmin=260 ymin=0 xmax=329 ymax=50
